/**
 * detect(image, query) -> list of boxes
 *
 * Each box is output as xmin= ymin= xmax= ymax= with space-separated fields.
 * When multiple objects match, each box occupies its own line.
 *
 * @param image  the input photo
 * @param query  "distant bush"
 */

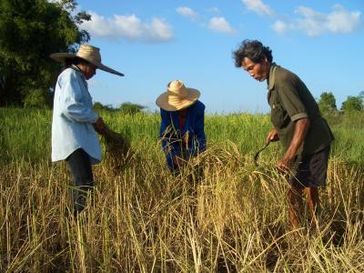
xmin=94 ymin=102 xmax=116 ymax=112
xmin=93 ymin=102 xmax=146 ymax=115
xmin=318 ymin=91 xmax=337 ymax=114
xmin=341 ymin=96 xmax=363 ymax=113
xmin=118 ymin=102 xmax=145 ymax=115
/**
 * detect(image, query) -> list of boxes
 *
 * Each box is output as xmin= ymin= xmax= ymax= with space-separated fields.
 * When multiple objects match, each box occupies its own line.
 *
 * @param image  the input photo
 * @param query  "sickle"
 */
xmin=253 ymin=141 xmax=270 ymax=166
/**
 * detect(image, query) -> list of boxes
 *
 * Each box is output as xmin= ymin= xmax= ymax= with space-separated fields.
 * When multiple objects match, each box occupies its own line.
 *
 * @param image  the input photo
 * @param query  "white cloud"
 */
xmin=325 ymin=4 xmax=361 ymax=34
xmin=176 ymin=6 xmax=199 ymax=20
xmin=242 ymin=0 xmax=274 ymax=16
xmin=147 ymin=18 xmax=174 ymax=41
xmin=273 ymin=5 xmax=361 ymax=37
xmin=81 ymin=12 xmax=173 ymax=42
xmin=208 ymin=17 xmax=236 ymax=34
xmin=295 ymin=6 xmax=326 ymax=36
xmin=272 ymin=20 xmax=290 ymax=34
xmin=177 ymin=7 xmax=236 ymax=36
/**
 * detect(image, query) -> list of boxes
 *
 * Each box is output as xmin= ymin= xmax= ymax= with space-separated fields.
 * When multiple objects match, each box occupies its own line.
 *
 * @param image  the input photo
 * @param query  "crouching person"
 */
xmin=156 ymin=80 xmax=206 ymax=175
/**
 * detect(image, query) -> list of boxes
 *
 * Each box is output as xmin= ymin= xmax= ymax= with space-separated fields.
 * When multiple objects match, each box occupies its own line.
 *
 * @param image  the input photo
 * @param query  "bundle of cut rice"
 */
xmin=103 ymin=127 xmax=132 ymax=173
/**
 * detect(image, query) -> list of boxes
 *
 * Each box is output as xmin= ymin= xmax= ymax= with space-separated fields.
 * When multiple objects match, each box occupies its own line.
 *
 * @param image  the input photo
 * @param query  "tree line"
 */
xmin=0 ymin=0 xmax=362 ymax=115
xmin=318 ymin=91 xmax=364 ymax=114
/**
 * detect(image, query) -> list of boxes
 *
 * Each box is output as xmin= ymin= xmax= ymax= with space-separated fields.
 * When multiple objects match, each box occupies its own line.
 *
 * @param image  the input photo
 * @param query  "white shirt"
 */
xmin=51 ymin=66 xmax=101 ymax=164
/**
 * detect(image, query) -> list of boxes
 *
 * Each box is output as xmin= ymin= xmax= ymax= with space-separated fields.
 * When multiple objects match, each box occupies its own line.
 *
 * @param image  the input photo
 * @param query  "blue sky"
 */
xmin=72 ymin=0 xmax=363 ymax=113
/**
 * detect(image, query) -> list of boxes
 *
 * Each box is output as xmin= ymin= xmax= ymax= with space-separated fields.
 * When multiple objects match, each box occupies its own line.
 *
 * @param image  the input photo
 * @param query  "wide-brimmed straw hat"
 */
xmin=156 ymin=80 xmax=200 ymax=111
xmin=50 ymin=44 xmax=124 ymax=76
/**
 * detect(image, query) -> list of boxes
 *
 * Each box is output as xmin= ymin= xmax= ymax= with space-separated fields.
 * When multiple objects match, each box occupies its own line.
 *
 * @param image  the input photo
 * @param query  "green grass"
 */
xmin=0 ymin=107 xmax=363 ymax=272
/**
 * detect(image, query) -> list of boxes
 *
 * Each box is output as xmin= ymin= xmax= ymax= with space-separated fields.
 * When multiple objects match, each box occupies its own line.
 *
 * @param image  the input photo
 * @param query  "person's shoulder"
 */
xmin=160 ymin=108 xmax=171 ymax=116
xmin=194 ymin=100 xmax=205 ymax=110
xmin=274 ymin=64 xmax=300 ymax=84
xmin=188 ymin=100 xmax=205 ymax=113
xmin=59 ymin=67 xmax=79 ymax=80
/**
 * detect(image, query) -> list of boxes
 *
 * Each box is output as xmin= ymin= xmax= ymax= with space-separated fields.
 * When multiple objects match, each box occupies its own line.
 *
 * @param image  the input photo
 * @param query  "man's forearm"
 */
xmin=284 ymin=118 xmax=310 ymax=160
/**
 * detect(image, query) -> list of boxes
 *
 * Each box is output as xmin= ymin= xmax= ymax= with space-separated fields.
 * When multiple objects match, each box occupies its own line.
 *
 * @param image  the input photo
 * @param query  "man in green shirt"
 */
xmin=233 ymin=39 xmax=334 ymax=230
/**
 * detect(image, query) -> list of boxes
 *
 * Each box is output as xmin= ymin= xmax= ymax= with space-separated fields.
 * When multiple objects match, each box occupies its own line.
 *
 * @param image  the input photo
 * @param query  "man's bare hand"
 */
xmin=276 ymin=156 xmax=295 ymax=173
xmin=266 ymin=128 xmax=279 ymax=144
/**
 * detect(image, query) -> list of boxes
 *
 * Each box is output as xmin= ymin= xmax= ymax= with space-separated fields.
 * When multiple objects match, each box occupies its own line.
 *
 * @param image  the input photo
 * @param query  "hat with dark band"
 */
xmin=50 ymin=44 xmax=124 ymax=77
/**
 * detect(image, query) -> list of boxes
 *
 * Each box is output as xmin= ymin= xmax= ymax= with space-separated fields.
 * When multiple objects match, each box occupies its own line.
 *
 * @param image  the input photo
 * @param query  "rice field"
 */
xmin=0 ymin=108 xmax=363 ymax=272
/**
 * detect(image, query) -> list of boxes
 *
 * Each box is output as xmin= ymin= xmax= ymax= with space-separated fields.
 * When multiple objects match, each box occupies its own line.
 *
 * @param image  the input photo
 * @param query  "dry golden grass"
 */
xmin=0 ymin=143 xmax=363 ymax=272
xmin=1 ymin=109 xmax=363 ymax=272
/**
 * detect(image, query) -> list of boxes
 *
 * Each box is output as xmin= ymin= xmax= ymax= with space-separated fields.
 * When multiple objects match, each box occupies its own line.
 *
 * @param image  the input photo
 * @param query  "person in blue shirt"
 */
xmin=156 ymin=80 xmax=206 ymax=174
xmin=50 ymin=44 xmax=124 ymax=215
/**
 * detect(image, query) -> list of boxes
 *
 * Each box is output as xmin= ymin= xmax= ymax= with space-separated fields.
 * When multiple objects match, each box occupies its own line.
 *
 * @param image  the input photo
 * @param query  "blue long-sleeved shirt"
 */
xmin=51 ymin=66 xmax=101 ymax=164
xmin=159 ymin=100 xmax=206 ymax=170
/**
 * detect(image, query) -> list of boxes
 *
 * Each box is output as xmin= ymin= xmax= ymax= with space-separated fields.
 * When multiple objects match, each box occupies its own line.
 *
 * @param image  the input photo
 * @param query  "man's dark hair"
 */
xmin=233 ymin=39 xmax=273 ymax=67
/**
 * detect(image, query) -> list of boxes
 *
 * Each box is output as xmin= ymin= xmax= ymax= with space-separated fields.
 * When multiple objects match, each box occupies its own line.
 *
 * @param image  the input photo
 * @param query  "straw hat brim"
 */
xmin=50 ymin=53 xmax=124 ymax=77
xmin=156 ymin=88 xmax=200 ymax=111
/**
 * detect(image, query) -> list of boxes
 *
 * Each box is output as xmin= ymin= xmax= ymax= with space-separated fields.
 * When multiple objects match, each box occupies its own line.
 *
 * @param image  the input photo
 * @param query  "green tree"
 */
xmin=0 ymin=0 xmax=90 ymax=107
xmin=318 ymin=91 xmax=337 ymax=114
xmin=341 ymin=95 xmax=363 ymax=113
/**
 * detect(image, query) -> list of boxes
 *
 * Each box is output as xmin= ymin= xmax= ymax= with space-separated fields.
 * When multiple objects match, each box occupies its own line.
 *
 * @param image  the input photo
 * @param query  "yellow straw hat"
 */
xmin=156 ymin=80 xmax=200 ymax=111
xmin=50 ymin=44 xmax=124 ymax=76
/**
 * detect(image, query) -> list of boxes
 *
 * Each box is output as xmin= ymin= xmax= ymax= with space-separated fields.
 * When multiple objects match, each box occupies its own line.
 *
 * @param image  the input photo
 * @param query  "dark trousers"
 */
xmin=66 ymin=148 xmax=94 ymax=214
